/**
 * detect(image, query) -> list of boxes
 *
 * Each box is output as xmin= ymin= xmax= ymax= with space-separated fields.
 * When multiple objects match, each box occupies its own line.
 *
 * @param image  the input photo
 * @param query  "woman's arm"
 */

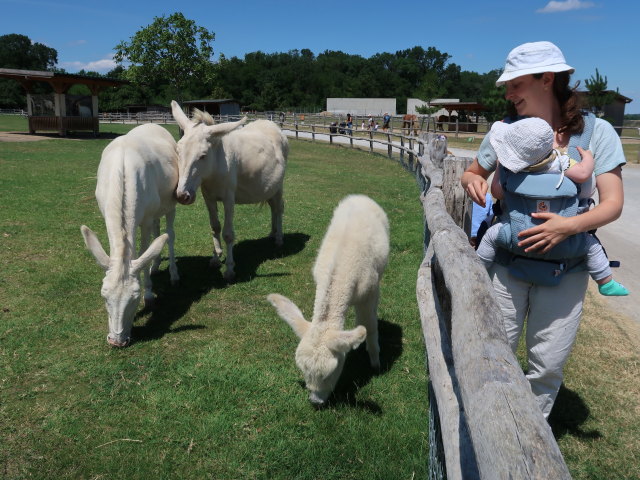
xmin=461 ymin=158 xmax=492 ymax=207
xmin=517 ymin=166 xmax=623 ymax=254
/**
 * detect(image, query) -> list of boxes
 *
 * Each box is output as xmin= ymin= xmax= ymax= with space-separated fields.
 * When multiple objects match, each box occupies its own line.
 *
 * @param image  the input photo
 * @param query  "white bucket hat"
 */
xmin=489 ymin=117 xmax=554 ymax=173
xmin=496 ymin=41 xmax=574 ymax=86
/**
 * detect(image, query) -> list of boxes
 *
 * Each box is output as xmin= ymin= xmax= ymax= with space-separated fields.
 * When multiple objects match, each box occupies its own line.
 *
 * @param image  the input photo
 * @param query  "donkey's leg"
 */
xmin=165 ymin=209 xmax=179 ymax=285
xmin=268 ymin=189 xmax=284 ymax=246
xmin=221 ymin=196 xmax=236 ymax=280
xmin=202 ymin=187 xmax=223 ymax=268
xmin=139 ymin=222 xmax=155 ymax=307
xmin=355 ymin=289 xmax=381 ymax=370
xmin=150 ymin=217 xmax=162 ymax=274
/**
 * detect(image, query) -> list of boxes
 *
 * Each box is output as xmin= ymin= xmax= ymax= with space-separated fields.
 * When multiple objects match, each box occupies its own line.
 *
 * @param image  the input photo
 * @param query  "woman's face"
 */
xmin=504 ymin=74 xmax=551 ymax=117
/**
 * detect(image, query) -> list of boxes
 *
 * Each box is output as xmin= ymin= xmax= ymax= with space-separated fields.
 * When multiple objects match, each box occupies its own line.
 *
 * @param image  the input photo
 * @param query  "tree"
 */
xmin=584 ymin=68 xmax=617 ymax=118
xmin=113 ymin=12 xmax=215 ymax=103
xmin=0 ymin=33 xmax=58 ymax=108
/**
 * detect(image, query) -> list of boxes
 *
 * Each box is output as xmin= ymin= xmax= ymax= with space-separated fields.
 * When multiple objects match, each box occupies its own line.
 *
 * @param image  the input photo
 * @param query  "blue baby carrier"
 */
xmin=493 ymin=113 xmax=596 ymax=285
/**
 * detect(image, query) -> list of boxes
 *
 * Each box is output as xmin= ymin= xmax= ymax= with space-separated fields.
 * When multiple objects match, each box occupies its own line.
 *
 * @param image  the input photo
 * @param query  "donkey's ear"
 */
xmin=81 ymin=225 xmax=109 ymax=270
xmin=131 ymin=234 xmax=168 ymax=275
xmin=267 ymin=293 xmax=310 ymax=338
xmin=205 ymin=117 xmax=247 ymax=138
xmin=171 ymin=100 xmax=191 ymax=131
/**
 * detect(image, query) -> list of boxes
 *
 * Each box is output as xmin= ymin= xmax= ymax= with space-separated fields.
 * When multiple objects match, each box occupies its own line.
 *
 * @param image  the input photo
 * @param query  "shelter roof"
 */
xmin=576 ymin=90 xmax=633 ymax=104
xmin=428 ymin=101 xmax=487 ymax=112
xmin=183 ymin=99 xmax=238 ymax=104
xmin=0 ymin=68 xmax=127 ymax=89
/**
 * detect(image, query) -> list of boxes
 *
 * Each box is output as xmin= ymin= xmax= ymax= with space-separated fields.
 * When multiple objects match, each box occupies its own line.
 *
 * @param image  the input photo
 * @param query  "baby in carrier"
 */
xmin=477 ymin=117 xmax=628 ymax=296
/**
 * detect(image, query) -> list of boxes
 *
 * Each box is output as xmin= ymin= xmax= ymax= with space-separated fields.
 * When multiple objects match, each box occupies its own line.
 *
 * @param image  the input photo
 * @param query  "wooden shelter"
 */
xmin=429 ymin=101 xmax=487 ymax=133
xmin=0 ymin=68 xmax=127 ymax=136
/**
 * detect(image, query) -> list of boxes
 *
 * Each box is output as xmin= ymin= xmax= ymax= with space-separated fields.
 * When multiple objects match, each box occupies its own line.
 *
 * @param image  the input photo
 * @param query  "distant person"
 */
xmin=383 ymin=112 xmax=391 ymax=132
xmin=346 ymin=113 xmax=353 ymax=135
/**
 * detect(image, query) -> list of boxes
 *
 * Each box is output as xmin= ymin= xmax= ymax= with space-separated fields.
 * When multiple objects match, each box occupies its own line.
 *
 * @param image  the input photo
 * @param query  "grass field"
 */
xmin=0 ymin=121 xmax=428 ymax=479
xmin=1 ymin=117 xmax=639 ymax=479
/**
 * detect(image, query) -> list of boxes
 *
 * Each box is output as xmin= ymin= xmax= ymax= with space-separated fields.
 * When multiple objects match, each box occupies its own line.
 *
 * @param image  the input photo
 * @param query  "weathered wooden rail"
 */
xmin=416 ymin=134 xmax=572 ymax=479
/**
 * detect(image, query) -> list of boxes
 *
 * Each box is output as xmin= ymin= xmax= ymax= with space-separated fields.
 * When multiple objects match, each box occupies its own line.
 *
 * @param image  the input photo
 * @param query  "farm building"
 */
xmin=326 ymin=98 xmax=396 ymax=116
xmin=181 ymin=99 xmax=240 ymax=117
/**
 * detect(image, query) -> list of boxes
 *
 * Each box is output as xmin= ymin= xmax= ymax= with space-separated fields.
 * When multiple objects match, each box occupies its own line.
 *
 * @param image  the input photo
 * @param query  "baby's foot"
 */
xmin=598 ymin=279 xmax=629 ymax=296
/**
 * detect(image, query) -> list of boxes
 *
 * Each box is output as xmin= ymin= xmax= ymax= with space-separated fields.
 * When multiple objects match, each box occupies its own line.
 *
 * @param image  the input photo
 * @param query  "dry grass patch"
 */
xmin=550 ymin=285 xmax=640 ymax=479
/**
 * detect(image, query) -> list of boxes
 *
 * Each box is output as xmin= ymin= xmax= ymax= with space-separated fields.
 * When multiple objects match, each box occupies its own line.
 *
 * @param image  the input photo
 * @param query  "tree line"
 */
xmin=0 ymin=13 xmax=625 ymax=121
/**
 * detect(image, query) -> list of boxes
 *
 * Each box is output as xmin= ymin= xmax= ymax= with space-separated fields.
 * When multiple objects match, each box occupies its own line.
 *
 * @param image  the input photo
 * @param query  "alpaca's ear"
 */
xmin=325 ymin=326 xmax=367 ymax=353
xmin=267 ymin=294 xmax=310 ymax=338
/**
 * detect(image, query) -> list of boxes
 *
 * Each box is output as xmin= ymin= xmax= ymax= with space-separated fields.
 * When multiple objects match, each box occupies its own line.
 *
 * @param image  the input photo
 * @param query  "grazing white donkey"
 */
xmin=171 ymin=100 xmax=288 ymax=280
xmin=268 ymin=195 xmax=389 ymax=405
xmin=81 ymin=123 xmax=180 ymax=347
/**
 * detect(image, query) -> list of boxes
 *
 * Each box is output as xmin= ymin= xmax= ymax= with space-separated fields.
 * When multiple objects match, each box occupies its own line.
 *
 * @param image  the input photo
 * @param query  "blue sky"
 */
xmin=2 ymin=0 xmax=638 ymax=113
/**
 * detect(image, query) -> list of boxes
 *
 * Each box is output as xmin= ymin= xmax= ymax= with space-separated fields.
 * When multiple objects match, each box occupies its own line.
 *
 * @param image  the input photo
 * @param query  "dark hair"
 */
xmin=533 ymin=71 xmax=584 ymax=135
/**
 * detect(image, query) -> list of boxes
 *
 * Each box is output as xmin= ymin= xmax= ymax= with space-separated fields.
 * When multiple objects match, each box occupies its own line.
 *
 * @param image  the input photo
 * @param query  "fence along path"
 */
xmin=416 ymin=134 xmax=572 ymax=479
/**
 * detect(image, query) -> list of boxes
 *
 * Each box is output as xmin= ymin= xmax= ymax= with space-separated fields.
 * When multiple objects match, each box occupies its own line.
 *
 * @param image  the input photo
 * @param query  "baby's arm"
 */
xmin=564 ymin=147 xmax=595 ymax=184
xmin=491 ymin=162 xmax=504 ymax=199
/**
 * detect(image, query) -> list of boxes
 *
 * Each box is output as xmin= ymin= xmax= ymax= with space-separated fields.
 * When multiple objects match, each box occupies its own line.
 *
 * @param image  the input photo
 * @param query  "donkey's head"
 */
xmin=170 ymin=100 xmax=247 ymax=205
xmin=81 ymin=225 xmax=167 ymax=347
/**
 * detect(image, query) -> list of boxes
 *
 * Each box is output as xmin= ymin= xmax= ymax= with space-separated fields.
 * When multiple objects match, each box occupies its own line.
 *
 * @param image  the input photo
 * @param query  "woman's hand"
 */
xmin=461 ymin=159 xmax=491 ymax=207
xmin=517 ymin=213 xmax=578 ymax=253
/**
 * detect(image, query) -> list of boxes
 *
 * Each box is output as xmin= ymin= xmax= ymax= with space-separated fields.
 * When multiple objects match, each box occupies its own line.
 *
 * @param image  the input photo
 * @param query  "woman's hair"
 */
xmin=535 ymin=72 xmax=584 ymax=134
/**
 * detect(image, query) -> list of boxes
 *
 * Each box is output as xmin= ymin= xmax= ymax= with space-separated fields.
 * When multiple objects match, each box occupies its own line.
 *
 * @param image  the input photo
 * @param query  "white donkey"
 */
xmin=268 ymin=195 xmax=389 ymax=405
xmin=81 ymin=123 xmax=180 ymax=347
xmin=171 ymin=100 xmax=288 ymax=280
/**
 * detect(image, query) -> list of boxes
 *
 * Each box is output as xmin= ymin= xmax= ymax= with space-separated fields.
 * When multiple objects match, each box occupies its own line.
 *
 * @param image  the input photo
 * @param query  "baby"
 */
xmin=477 ymin=117 xmax=628 ymax=296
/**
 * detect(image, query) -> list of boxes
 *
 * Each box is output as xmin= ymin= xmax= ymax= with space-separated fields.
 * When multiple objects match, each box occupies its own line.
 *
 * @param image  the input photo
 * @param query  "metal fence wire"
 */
xmin=428 ymin=381 xmax=447 ymax=480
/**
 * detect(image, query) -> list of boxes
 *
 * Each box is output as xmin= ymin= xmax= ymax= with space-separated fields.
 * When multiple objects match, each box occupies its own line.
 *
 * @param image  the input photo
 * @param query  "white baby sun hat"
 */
xmin=496 ymin=41 xmax=574 ymax=86
xmin=489 ymin=118 xmax=554 ymax=173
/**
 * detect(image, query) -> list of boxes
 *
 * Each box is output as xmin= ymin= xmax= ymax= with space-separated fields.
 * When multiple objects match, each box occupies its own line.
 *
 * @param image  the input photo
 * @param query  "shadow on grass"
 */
xmin=319 ymin=319 xmax=403 ymax=413
xmin=131 ymin=232 xmax=310 ymax=344
xmin=548 ymin=384 xmax=602 ymax=440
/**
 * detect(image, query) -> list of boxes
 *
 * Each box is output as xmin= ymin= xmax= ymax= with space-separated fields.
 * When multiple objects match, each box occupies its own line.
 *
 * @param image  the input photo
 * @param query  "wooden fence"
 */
xmin=415 ymin=133 xmax=572 ymax=479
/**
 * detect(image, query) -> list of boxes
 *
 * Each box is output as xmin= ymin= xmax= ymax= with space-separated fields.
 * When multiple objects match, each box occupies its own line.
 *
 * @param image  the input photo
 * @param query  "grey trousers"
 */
xmin=487 ymin=263 xmax=589 ymax=418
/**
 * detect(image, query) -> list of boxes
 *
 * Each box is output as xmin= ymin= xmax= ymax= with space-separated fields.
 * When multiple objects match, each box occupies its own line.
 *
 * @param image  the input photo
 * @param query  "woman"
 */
xmin=461 ymin=41 xmax=625 ymax=419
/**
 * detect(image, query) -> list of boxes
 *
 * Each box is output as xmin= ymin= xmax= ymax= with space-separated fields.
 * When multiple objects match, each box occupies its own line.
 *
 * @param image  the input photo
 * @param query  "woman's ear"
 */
xmin=542 ymin=72 xmax=555 ymax=90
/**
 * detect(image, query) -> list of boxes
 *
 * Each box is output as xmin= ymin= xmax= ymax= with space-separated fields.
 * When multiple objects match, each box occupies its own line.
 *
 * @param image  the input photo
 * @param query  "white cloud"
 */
xmin=60 ymin=55 xmax=116 ymax=73
xmin=537 ymin=0 xmax=595 ymax=13
xmin=67 ymin=40 xmax=87 ymax=47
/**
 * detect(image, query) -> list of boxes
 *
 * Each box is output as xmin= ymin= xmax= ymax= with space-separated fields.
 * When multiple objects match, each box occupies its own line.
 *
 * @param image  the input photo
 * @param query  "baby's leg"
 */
xmin=585 ymin=235 xmax=629 ymax=296
xmin=476 ymin=222 xmax=502 ymax=268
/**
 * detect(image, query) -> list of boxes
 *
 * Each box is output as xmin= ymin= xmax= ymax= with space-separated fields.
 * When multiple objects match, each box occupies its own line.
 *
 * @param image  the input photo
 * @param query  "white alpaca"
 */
xmin=81 ymin=123 xmax=180 ymax=347
xmin=268 ymin=195 xmax=389 ymax=405
xmin=171 ymin=100 xmax=288 ymax=280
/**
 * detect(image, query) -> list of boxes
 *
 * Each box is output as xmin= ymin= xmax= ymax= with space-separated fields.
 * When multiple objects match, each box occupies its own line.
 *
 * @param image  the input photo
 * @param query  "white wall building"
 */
xmin=326 ymin=98 xmax=396 ymax=116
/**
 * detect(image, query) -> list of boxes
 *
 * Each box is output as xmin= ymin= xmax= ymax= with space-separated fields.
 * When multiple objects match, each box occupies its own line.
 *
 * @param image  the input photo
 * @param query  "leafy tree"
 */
xmin=482 ymin=85 xmax=509 ymax=122
xmin=584 ymin=68 xmax=617 ymax=118
xmin=113 ymin=12 xmax=215 ymax=103
xmin=0 ymin=33 xmax=58 ymax=108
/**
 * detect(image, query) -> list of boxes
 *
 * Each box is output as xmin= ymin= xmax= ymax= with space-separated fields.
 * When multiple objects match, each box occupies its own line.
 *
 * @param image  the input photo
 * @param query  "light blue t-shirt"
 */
xmin=477 ymin=118 xmax=626 ymax=176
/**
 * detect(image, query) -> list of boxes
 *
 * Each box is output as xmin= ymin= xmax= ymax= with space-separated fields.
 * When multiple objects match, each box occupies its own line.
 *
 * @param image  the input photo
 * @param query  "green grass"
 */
xmin=0 ymin=122 xmax=428 ymax=479
xmin=1 ymin=116 xmax=639 ymax=479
